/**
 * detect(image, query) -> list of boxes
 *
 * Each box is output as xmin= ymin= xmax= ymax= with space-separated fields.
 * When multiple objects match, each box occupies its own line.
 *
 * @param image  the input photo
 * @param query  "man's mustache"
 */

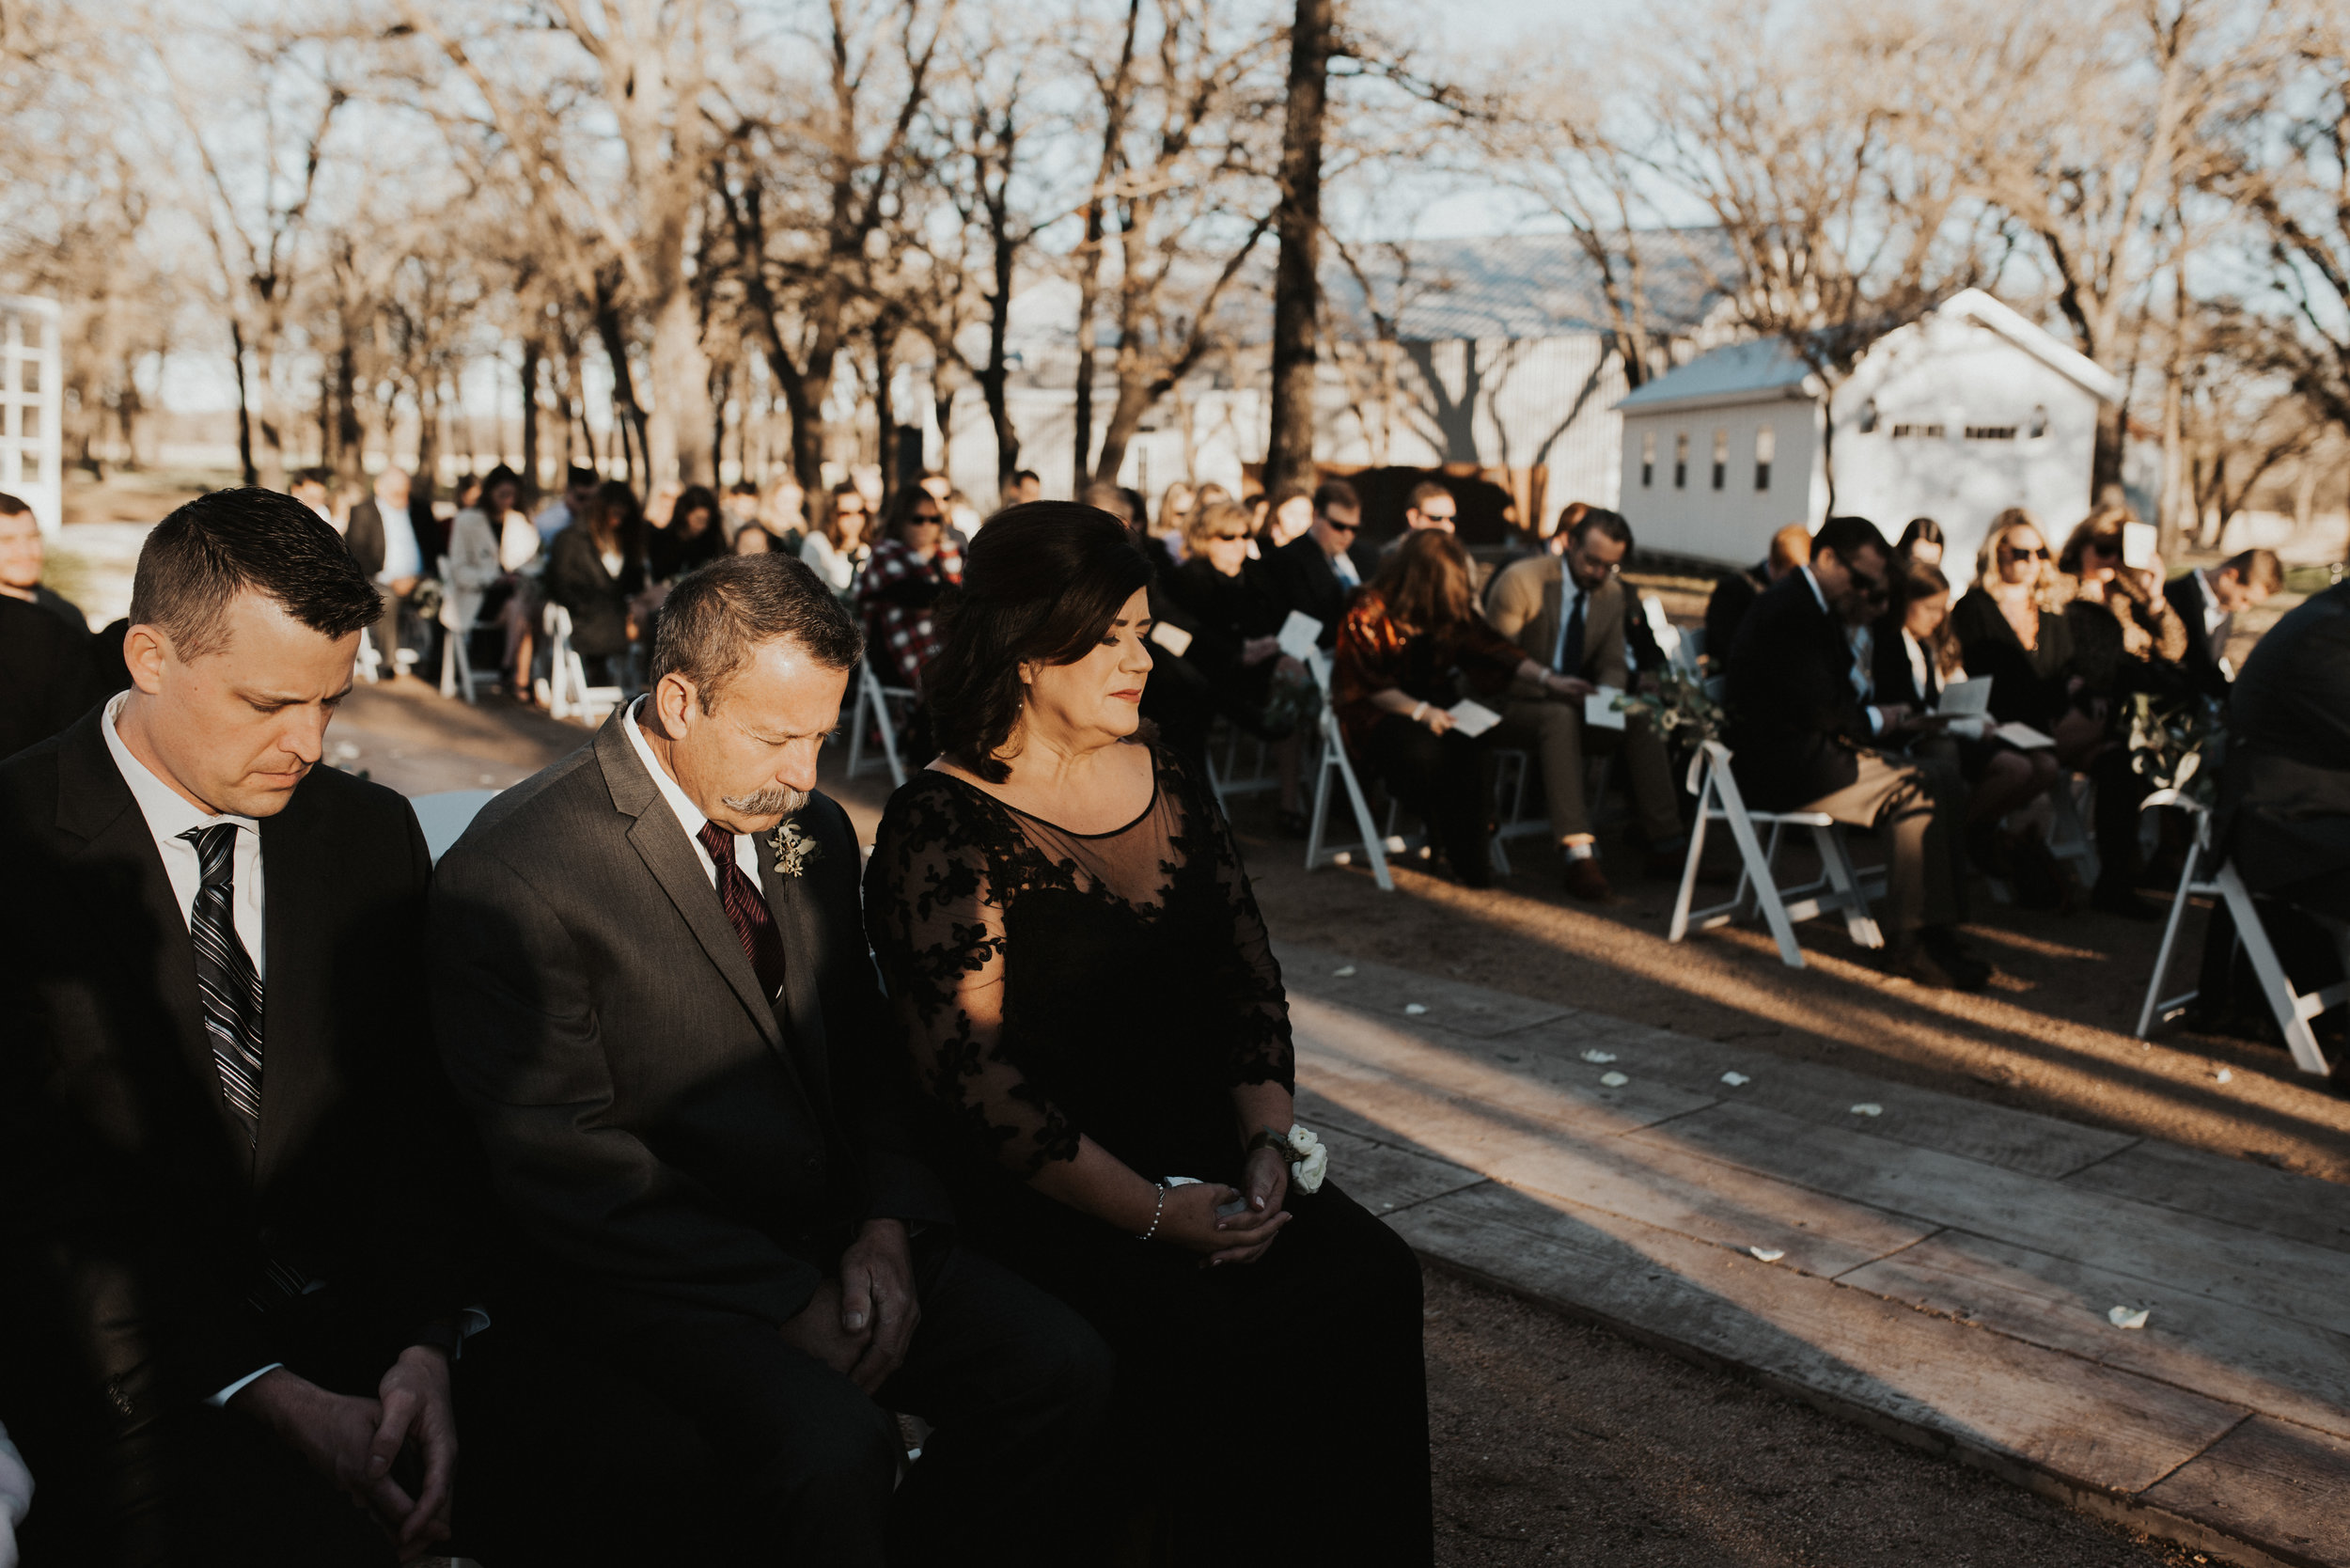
xmin=723 ymin=785 xmax=810 ymax=816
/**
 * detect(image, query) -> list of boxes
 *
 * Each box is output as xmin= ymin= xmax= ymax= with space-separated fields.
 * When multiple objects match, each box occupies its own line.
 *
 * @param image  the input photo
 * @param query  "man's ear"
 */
xmin=122 ymin=623 xmax=171 ymax=696
xmin=652 ymin=672 xmax=701 ymax=735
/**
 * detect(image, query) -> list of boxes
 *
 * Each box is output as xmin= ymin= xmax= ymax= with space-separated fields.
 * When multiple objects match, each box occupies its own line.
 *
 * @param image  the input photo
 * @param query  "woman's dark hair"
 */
xmin=1370 ymin=527 xmax=1477 ymax=635
xmin=924 ymin=502 xmax=1153 ymax=782
xmin=1888 ymin=554 xmax=1961 ymax=676
xmin=674 ymin=484 xmax=722 ymax=536
xmin=1896 ymin=516 xmax=1944 ymax=555
xmin=883 ymin=483 xmax=945 ymax=542
xmin=585 ymin=480 xmax=646 ymax=565
xmin=477 ymin=464 xmax=522 ymax=510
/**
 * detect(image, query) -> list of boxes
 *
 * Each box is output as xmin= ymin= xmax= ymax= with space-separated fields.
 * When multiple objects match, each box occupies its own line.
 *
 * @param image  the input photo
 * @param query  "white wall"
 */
xmin=1616 ymin=395 xmax=1821 ymax=566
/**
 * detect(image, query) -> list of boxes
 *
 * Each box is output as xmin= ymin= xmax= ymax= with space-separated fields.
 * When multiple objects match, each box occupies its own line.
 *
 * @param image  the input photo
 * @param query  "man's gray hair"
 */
xmin=650 ymin=554 xmax=863 ymax=712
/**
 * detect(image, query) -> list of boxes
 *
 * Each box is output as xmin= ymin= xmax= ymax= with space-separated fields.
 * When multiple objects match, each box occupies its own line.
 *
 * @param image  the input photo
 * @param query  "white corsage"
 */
xmin=768 ymin=817 xmax=820 ymax=878
xmin=1282 ymin=1123 xmax=1329 ymax=1194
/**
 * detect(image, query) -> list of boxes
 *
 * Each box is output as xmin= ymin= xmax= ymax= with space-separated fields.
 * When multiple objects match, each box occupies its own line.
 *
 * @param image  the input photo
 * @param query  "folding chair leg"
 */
xmin=1812 ymin=823 xmax=1885 ymax=950
xmin=2218 ymin=866 xmax=2339 ymax=1076
xmin=2135 ymin=840 xmax=2205 ymax=1039
xmin=874 ymin=695 xmax=906 ymax=789
xmin=1719 ymin=795 xmax=1805 ymax=967
xmin=1336 ymin=743 xmax=1393 ymax=891
xmin=1668 ymin=781 xmax=1715 ymax=944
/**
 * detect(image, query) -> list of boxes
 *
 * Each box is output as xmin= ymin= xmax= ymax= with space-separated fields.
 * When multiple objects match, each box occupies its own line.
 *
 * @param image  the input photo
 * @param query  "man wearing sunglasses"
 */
xmin=1724 ymin=516 xmax=1987 ymax=990
xmin=1265 ymin=478 xmax=1367 ymax=653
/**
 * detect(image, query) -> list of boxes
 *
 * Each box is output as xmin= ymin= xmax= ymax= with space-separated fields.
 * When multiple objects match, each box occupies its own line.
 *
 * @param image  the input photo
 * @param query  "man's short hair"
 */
xmin=292 ymin=467 xmax=332 ymax=492
xmin=1812 ymin=515 xmax=1889 ymax=566
xmin=1570 ymin=507 xmax=1634 ymax=552
xmin=2221 ymin=548 xmax=2283 ymax=595
xmin=1311 ymin=478 xmax=1359 ymax=515
xmin=1079 ymin=480 xmax=1134 ymax=524
xmin=0 ymin=492 xmax=30 ymax=518
xmin=1404 ymin=479 xmax=1451 ymax=513
xmin=1767 ymin=522 xmax=1813 ymax=573
xmin=566 ymin=464 xmax=598 ymax=491
xmin=1012 ymin=469 xmax=1041 ymax=486
xmin=650 ymin=553 xmax=863 ymax=712
xmin=129 ymin=487 xmax=382 ymax=660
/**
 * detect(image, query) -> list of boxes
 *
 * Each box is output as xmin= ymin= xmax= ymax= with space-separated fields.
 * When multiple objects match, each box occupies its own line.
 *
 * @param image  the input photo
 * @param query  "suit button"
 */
xmin=804 ymin=1156 xmax=822 ymax=1172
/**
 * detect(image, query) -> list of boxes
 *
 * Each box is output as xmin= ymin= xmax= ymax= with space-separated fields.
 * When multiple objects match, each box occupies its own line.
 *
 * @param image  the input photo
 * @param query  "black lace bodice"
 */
xmin=863 ymin=743 xmax=1292 ymax=1187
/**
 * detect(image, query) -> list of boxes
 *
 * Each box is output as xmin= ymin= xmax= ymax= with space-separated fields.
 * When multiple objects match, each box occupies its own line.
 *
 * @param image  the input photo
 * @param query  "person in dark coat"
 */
xmin=0 ymin=591 xmax=97 ymax=761
xmin=1263 ymin=478 xmax=1369 ymax=651
xmin=1724 ymin=516 xmax=1983 ymax=989
xmin=2166 ymin=548 xmax=2283 ymax=704
xmin=0 ymin=492 xmax=88 ymax=631
xmin=543 ymin=480 xmax=647 ymax=682
xmin=2221 ymin=579 xmax=2350 ymax=920
xmin=1160 ymin=498 xmax=1297 ymax=739
xmin=1703 ymin=522 xmax=1811 ymax=671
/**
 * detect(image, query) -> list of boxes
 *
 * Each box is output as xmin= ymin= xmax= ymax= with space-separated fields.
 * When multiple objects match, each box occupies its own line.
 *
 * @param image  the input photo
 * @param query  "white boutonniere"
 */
xmin=768 ymin=817 xmax=821 ymax=878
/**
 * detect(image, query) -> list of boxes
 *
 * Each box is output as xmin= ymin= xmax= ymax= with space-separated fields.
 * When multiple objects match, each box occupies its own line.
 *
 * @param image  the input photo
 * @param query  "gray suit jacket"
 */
xmin=430 ymin=710 xmax=949 ymax=1341
xmin=1485 ymin=554 xmax=1633 ymax=690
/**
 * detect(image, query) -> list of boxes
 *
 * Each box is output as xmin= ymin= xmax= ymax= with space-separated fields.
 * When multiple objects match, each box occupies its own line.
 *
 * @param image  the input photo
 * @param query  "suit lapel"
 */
xmin=52 ymin=713 xmax=234 ymax=1152
xmin=760 ymin=850 xmax=834 ymax=1113
xmin=253 ymin=790 xmax=330 ymax=1191
xmin=596 ymin=714 xmax=787 ymax=1057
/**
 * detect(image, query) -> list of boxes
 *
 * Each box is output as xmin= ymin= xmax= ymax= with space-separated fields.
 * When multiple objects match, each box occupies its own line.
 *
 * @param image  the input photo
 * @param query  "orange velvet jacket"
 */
xmin=1332 ymin=589 xmax=1524 ymax=760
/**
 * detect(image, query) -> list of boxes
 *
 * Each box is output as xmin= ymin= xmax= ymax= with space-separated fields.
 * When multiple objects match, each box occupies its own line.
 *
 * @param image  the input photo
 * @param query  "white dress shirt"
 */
xmin=622 ymin=698 xmax=760 ymax=886
xmin=2192 ymin=569 xmax=2229 ymax=639
xmin=1800 ymin=567 xmax=1886 ymax=735
xmin=101 ymin=693 xmax=266 ymax=979
xmin=1903 ymin=629 xmax=1932 ymax=702
xmin=534 ymin=498 xmax=574 ymax=543
xmin=1327 ymin=544 xmax=1360 ymax=590
xmin=374 ymin=494 xmax=422 ymax=583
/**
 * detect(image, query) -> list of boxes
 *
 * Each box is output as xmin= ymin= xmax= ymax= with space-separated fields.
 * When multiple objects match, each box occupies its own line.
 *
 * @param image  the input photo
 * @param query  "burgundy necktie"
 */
xmin=697 ymin=821 xmax=788 ymax=1001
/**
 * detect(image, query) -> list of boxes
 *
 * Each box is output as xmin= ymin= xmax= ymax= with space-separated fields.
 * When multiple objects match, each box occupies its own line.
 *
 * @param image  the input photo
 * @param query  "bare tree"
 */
xmin=1262 ymin=0 xmax=1333 ymax=498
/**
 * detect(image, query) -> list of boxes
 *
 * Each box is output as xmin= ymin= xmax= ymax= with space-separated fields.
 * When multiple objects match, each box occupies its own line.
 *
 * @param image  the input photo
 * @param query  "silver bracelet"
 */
xmin=1136 ymin=1182 xmax=1168 ymax=1243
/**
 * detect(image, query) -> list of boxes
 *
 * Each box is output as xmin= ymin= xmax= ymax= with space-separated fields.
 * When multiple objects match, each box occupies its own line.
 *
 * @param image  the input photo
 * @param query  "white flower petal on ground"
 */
xmin=2107 ymin=1306 xmax=2151 ymax=1330
xmin=1403 ymin=1003 xmax=1428 ymax=1016
xmin=1599 ymin=1071 xmax=1629 ymax=1087
xmin=1850 ymin=1103 xmax=1883 ymax=1116
xmin=2215 ymin=1068 xmax=2232 ymax=1083
xmin=1334 ymin=965 xmax=1357 ymax=978
xmin=1580 ymin=1049 xmax=1618 ymax=1064
xmin=1749 ymin=1247 xmax=1784 ymax=1262
xmin=1720 ymin=1072 xmax=1750 ymax=1087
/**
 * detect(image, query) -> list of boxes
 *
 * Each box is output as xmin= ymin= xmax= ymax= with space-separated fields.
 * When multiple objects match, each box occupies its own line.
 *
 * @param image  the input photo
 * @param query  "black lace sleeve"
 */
xmin=1168 ymin=750 xmax=1296 ymax=1092
xmin=864 ymin=776 xmax=1083 ymax=1175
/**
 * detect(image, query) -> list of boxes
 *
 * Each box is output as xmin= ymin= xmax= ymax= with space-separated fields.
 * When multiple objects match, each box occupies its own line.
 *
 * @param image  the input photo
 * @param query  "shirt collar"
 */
xmin=622 ymin=696 xmax=713 ymax=843
xmin=100 ymin=691 xmax=259 ymax=842
xmin=1798 ymin=565 xmax=1830 ymax=616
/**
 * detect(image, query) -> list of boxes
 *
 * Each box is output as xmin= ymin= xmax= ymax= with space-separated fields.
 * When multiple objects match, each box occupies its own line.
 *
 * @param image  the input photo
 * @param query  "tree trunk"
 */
xmin=646 ymin=287 xmax=714 ymax=485
xmin=415 ymin=375 xmax=440 ymax=513
xmin=230 ymin=318 xmax=258 ymax=488
xmin=595 ymin=304 xmax=650 ymax=483
xmin=1073 ymin=0 xmax=1142 ymax=495
xmin=874 ymin=321 xmax=899 ymax=507
xmin=1264 ymin=0 xmax=1333 ymax=501
xmin=520 ymin=337 xmax=542 ymax=498
xmin=333 ymin=341 xmax=363 ymax=481
xmin=2092 ymin=401 xmax=2126 ymax=502
xmin=980 ymin=238 xmax=1021 ymax=492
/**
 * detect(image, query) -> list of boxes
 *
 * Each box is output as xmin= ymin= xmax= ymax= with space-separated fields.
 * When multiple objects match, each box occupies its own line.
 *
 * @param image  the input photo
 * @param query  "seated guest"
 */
xmin=431 ymin=554 xmax=1110 ymax=1565
xmin=647 ymin=484 xmax=728 ymax=585
xmin=2221 ymin=575 xmax=2350 ymax=920
xmin=345 ymin=467 xmax=427 ymax=679
xmin=2167 ymin=546 xmax=2281 ymax=702
xmin=1164 ymin=499 xmax=1300 ymax=738
xmin=1264 ymin=478 xmax=1366 ymax=651
xmin=1895 ymin=516 xmax=1945 ymax=568
xmin=1 ymin=489 xmax=482 ymax=1562
xmin=2059 ymin=511 xmax=2191 ymax=917
xmin=1875 ymin=556 xmax=2067 ymax=898
xmin=0 ymin=493 xmax=87 ymax=629
xmin=1262 ymin=487 xmax=1316 ymax=550
xmin=1082 ymin=480 xmax=1174 ymax=578
xmin=1485 ymin=506 xmax=1686 ymax=901
xmin=1337 ymin=529 xmax=1576 ymax=888
xmin=1950 ymin=509 xmax=2086 ymax=754
xmin=1703 ymin=521 xmax=1810 ymax=670
xmin=446 ymin=463 xmax=542 ymax=701
xmin=857 ymin=485 xmax=964 ymax=698
xmin=0 ymin=591 xmax=95 ymax=760
xmin=545 ymin=479 xmax=647 ymax=685
xmin=534 ymin=464 xmax=600 ymax=544
xmin=733 ymin=476 xmax=808 ymax=557
xmin=1726 ymin=515 xmax=1986 ymax=990
xmin=1381 ymin=479 xmax=1456 ymax=558
xmin=865 ymin=505 xmax=1430 ymax=1566
xmin=799 ymin=480 xmax=872 ymax=600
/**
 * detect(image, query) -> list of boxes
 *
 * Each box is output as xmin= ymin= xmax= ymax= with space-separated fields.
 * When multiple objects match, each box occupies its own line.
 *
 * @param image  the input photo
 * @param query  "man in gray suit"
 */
xmin=1485 ymin=507 xmax=1686 ymax=902
xmin=430 ymin=554 xmax=1110 ymax=1564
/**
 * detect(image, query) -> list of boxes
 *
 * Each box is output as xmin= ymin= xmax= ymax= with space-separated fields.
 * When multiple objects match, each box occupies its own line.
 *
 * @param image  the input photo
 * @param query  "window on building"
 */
xmin=1640 ymin=430 xmax=1655 ymax=488
xmin=1964 ymin=425 xmax=2017 ymax=441
xmin=2027 ymin=404 xmax=2049 ymax=439
xmin=1754 ymin=426 xmax=1774 ymax=491
xmin=1673 ymin=431 xmax=1688 ymax=489
xmin=1711 ymin=428 xmax=1728 ymax=491
xmin=1888 ymin=423 xmax=1947 ymax=439
xmin=1857 ymin=398 xmax=1878 ymax=433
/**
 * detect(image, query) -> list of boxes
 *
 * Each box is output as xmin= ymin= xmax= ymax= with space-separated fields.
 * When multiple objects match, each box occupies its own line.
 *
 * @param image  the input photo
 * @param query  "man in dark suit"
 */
xmin=1265 ymin=478 xmax=1367 ymax=651
xmin=0 ymin=589 xmax=96 ymax=760
xmin=1725 ymin=515 xmax=1985 ymax=990
xmin=431 ymin=554 xmax=1110 ymax=1565
xmin=2165 ymin=547 xmax=2281 ymax=703
xmin=1703 ymin=521 xmax=1811 ymax=671
xmin=2222 ymin=578 xmax=2350 ymax=921
xmin=0 ymin=488 xmax=481 ymax=1564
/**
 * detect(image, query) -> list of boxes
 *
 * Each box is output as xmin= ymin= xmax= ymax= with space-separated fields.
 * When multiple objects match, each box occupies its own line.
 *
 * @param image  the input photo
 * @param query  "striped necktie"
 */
xmin=697 ymin=821 xmax=789 ymax=1002
xmin=181 ymin=823 xmax=265 ymax=1146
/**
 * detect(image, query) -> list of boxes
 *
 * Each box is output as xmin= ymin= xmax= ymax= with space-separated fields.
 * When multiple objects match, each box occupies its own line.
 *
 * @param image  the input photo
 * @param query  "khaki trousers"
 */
xmin=1492 ymin=698 xmax=1684 ymax=845
xmin=1799 ymin=750 xmax=1966 ymax=936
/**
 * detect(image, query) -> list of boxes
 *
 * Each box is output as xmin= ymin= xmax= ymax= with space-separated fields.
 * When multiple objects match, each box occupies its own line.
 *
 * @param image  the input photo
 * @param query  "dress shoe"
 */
xmin=1561 ymin=855 xmax=1616 ymax=902
xmin=1919 ymin=926 xmax=1993 ymax=988
xmin=1881 ymin=938 xmax=1985 ymax=992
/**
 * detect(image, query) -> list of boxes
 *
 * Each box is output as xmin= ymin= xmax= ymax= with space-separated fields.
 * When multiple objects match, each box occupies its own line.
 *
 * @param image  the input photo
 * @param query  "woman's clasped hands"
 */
xmin=1154 ymin=1144 xmax=1292 ymax=1268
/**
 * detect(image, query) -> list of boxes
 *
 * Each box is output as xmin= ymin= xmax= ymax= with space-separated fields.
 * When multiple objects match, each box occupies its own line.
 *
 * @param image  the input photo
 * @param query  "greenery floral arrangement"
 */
xmin=2125 ymin=693 xmax=2221 ymax=808
xmin=1612 ymin=666 xmax=1726 ymax=749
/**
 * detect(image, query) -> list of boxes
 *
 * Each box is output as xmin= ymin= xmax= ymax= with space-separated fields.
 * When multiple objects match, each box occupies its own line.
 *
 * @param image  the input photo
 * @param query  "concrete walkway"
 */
xmin=1285 ymin=943 xmax=2350 ymax=1568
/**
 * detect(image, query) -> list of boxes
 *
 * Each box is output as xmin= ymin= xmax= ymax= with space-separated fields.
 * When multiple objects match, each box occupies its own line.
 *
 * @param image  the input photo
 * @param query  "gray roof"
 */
xmin=1321 ymin=230 xmax=1733 ymax=345
xmin=1614 ymin=338 xmax=1814 ymax=412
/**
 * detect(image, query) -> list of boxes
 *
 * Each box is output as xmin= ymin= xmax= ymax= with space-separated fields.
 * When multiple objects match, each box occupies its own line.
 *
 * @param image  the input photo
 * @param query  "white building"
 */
xmin=0 ymin=295 xmax=63 ymax=536
xmin=1612 ymin=290 xmax=2121 ymax=572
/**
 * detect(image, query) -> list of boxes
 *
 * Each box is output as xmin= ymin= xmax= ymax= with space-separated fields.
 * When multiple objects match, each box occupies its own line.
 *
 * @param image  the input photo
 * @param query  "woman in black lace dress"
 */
xmin=864 ymin=503 xmax=1432 ymax=1565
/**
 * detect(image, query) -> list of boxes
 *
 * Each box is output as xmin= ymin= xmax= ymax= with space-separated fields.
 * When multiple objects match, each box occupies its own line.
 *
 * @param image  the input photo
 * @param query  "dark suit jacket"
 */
xmin=1724 ymin=572 xmax=1872 ymax=809
xmin=0 ymin=711 xmax=475 ymax=1417
xmin=1264 ymin=533 xmax=1358 ymax=651
xmin=0 ymin=593 xmax=97 ymax=762
xmin=544 ymin=525 xmax=637 ymax=659
xmin=345 ymin=497 xmax=386 ymax=580
xmin=2220 ymin=582 xmax=2350 ymax=916
xmin=1703 ymin=561 xmax=1770 ymax=669
xmin=429 ymin=712 xmax=952 ymax=1343
xmin=2164 ymin=570 xmax=2232 ymax=702
xmin=1870 ymin=615 xmax=1942 ymax=711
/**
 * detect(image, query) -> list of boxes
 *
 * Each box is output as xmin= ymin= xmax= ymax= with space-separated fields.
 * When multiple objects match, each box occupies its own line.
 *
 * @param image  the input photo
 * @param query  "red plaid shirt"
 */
xmin=856 ymin=536 xmax=964 ymax=691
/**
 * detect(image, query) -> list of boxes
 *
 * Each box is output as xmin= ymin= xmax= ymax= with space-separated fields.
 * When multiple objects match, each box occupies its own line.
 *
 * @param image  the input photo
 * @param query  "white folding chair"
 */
xmin=845 ymin=660 xmax=914 ymax=789
xmin=1668 ymin=740 xmax=1887 ymax=968
xmin=1300 ymin=648 xmax=1395 ymax=891
xmin=356 ymin=627 xmax=383 ymax=685
xmin=543 ymin=603 xmax=624 ymax=723
xmin=2134 ymin=792 xmax=2344 ymax=1076
xmin=1204 ymin=718 xmax=1282 ymax=808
